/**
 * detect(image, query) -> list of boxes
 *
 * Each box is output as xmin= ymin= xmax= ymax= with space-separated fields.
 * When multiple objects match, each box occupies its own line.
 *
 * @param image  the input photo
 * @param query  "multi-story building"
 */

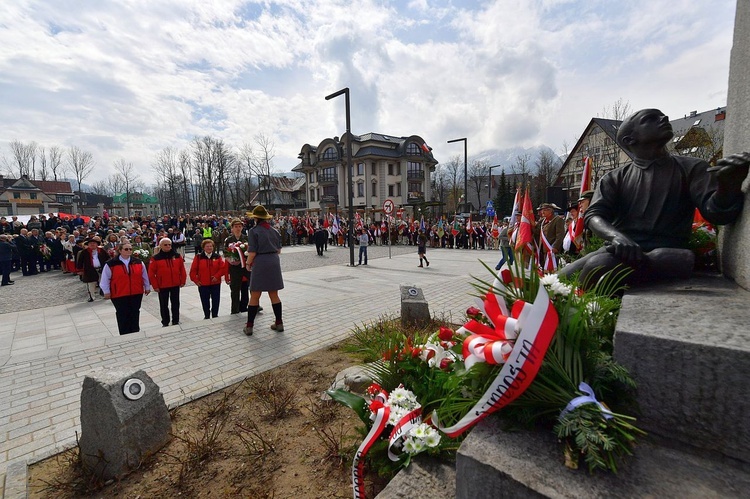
xmin=0 ymin=175 xmax=76 ymax=215
xmin=554 ymin=107 xmax=726 ymax=207
xmin=294 ymin=132 xmax=438 ymax=220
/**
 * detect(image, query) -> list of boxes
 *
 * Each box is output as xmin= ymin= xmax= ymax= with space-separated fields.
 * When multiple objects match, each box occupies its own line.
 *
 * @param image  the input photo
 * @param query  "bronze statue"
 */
xmin=559 ymin=108 xmax=749 ymax=288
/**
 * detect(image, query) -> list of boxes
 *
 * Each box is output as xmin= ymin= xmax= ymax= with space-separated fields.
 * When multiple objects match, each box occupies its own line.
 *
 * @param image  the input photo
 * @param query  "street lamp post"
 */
xmin=447 ymin=137 xmax=467 ymax=213
xmin=487 ymin=164 xmax=503 ymax=206
xmin=325 ymin=87 xmax=355 ymax=267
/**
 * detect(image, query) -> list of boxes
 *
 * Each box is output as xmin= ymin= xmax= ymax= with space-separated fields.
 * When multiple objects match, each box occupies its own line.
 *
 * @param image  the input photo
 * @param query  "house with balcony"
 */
xmin=293 ymin=132 xmax=438 ymax=220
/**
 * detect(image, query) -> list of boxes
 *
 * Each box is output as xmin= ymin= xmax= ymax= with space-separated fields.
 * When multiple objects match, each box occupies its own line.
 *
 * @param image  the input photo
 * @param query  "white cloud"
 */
xmin=0 ymin=0 xmax=738 ymax=186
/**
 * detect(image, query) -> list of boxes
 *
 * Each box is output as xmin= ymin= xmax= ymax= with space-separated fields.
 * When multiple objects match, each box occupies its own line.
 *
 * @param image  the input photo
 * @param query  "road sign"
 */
xmin=383 ymin=199 xmax=395 ymax=215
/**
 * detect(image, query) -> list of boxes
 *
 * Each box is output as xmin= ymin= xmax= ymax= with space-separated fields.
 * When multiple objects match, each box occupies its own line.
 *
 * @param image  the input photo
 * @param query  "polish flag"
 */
xmin=421 ymin=142 xmax=431 ymax=154
xmin=580 ymin=156 xmax=592 ymax=197
xmin=515 ymin=188 xmax=535 ymax=253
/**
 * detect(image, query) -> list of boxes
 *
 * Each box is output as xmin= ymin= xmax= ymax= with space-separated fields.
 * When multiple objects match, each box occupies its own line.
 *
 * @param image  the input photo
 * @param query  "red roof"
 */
xmin=34 ymin=180 xmax=74 ymax=194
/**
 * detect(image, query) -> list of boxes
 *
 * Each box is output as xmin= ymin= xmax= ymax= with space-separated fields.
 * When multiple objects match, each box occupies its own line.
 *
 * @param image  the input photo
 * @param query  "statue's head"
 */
xmin=616 ymin=108 xmax=673 ymax=153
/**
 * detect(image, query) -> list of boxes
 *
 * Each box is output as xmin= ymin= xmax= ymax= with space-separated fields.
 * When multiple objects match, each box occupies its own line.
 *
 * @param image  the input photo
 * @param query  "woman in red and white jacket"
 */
xmin=189 ymin=239 xmax=225 ymax=319
xmin=148 ymin=238 xmax=187 ymax=327
xmin=100 ymin=241 xmax=151 ymax=335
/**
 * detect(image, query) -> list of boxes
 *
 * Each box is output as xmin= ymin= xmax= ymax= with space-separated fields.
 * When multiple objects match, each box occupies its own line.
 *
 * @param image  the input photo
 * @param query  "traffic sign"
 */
xmin=383 ymin=199 xmax=395 ymax=215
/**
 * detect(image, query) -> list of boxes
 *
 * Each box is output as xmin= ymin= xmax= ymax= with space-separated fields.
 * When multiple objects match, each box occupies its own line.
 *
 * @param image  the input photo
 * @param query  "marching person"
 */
xmin=417 ymin=229 xmax=430 ymax=267
xmin=76 ymin=237 xmax=110 ymax=302
xmin=190 ymin=239 xmax=225 ymax=319
xmin=100 ymin=241 xmax=152 ymax=335
xmin=148 ymin=238 xmax=187 ymax=327
xmin=243 ymin=205 xmax=284 ymax=336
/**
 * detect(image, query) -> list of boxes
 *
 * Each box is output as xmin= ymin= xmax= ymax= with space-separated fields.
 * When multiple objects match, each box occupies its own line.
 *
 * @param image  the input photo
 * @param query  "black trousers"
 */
xmin=158 ymin=286 xmax=181 ymax=325
xmin=227 ymin=265 xmax=249 ymax=313
xmin=198 ymin=284 xmax=221 ymax=318
xmin=1 ymin=260 xmax=11 ymax=284
xmin=20 ymin=255 xmax=36 ymax=275
xmin=111 ymin=294 xmax=144 ymax=335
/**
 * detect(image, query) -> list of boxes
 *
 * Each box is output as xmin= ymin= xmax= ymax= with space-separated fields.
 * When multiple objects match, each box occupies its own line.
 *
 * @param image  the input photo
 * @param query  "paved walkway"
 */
xmin=0 ymin=244 xmax=500 ymax=490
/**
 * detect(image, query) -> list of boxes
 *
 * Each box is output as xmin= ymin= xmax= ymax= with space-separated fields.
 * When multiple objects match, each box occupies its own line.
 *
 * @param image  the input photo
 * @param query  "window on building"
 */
xmin=408 ymin=181 xmax=422 ymax=194
xmin=323 ymin=185 xmax=337 ymax=197
xmin=320 ymin=167 xmax=337 ymax=182
xmin=396 ymin=182 xmax=402 ymax=196
xmin=357 ymin=181 xmax=364 ymax=197
xmin=406 ymin=142 xmax=421 ymax=156
xmin=395 ymin=164 xmax=401 ymax=175
xmin=310 ymin=188 xmax=316 ymax=202
xmin=388 ymin=163 xmax=394 ymax=175
xmin=322 ymin=147 xmax=337 ymax=161
xmin=371 ymin=163 xmax=377 ymax=176
xmin=371 ymin=180 xmax=377 ymax=197
xmin=388 ymin=184 xmax=395 ymax=197
xmin=30 ymin=193 xmax=37 ymax=200
xmin=13 ymin=192 xmax=20 ymax=199
xmin=309 ymin=171 xmax=316 ymax=183
xmin=357 ymin=163 xmax=365 ymax=176
xmin=407 ymin=161 xmax=423 ymax=179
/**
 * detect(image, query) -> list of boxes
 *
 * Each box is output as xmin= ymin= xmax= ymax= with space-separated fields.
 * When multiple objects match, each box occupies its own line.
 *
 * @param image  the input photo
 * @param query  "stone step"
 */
xmin=376 ymin=456 xmax=456 ymax=499
xmin=614 ymin=274 xmax=750 ymax=463
xmin=456 ymin=417 xmax=750 ymax=499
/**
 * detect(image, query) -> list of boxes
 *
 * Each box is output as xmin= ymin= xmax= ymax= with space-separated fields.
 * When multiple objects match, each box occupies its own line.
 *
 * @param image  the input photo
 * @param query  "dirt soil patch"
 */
xmin=28 ymin=342 xmax=387 ymax=498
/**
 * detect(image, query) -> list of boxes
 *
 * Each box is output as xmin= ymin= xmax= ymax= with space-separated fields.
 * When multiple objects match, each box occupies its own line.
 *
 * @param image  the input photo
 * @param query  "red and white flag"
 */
xmin=514 ymin=188 xmax=535 ymax=253
xmin=580 ymin=156 xmax=592 ymax=197
xmin=539 ymin=229 xmax=557 ymax=273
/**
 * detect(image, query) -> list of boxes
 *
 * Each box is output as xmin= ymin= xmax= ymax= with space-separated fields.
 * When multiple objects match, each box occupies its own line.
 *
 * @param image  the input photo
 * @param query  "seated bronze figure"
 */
xmin=559 ymin=108 xmax=749 ymax=288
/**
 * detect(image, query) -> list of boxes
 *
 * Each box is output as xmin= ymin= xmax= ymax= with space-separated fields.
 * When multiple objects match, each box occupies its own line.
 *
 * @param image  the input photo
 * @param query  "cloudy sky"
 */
xmin=0 ymin=0 xmax=739 ymax=185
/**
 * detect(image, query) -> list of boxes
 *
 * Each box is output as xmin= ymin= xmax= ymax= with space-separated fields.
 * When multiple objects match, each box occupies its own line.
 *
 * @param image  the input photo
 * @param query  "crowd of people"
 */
xmin=1 ymin=202 xmax=599 ymax=333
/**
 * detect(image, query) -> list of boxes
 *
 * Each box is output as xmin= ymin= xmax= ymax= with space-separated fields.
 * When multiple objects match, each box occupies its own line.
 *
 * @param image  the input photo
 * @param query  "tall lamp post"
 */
xmin=487 ymin=164 xmax=503 ymax=206
xmin=447 ymin=137 xmax=467 ymax=213
xmin=325 ymin=87 xmax=355 ymax=267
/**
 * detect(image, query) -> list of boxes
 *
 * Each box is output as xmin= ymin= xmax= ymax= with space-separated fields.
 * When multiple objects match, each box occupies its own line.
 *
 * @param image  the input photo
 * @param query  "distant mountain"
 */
xmin=469 ymin=144 xmax=562 ymax=172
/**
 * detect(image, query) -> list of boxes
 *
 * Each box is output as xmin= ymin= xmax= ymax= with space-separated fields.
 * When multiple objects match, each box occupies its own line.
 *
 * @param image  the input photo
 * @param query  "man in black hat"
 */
xmin=560 ymin=108 xmax=749 ymax=288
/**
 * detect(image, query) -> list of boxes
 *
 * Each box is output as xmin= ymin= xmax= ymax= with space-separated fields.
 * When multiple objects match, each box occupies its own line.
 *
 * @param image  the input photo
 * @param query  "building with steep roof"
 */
xmin=294 ymin=132 xmax=438 ymax=219
xmin=249 ymin=175 xmax=307 ymax=214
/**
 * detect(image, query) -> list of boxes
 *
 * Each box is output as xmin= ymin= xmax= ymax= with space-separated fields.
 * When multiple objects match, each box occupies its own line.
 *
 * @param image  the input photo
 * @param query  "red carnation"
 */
xmin=438 ymin=326 xmax=454 ymax=341
xmin=466 ymin=306 xmax=481 ymax=318
xmin=369 ymin=400 xmax=385 ymax=412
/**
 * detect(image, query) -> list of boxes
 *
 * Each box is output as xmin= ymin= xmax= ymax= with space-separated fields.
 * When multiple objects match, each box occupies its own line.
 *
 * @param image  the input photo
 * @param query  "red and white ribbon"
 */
xmin=431 ymin=285 xmax=559 ymax=438
xmin=387 ymin=407 xmax=422 ymax=461
xmin=352 ymin=392 xmax=390 ymax=499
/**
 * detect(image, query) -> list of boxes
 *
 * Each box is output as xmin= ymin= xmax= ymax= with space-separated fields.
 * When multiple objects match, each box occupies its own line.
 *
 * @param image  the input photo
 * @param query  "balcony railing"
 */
xmin=318 ymin=174 xmax=338 ymax=183
xmin=407 ymin=170 xmax=424 ymax=180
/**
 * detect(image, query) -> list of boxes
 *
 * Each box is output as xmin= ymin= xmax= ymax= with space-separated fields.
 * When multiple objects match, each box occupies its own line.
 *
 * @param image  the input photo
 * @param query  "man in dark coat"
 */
xmin=313 ymin=226 xmax=327 ymax=256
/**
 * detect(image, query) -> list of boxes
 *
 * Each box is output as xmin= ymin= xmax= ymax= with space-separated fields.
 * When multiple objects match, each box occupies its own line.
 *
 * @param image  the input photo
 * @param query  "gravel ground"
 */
xmin=0 ymin=243 xmax=458 ymax=313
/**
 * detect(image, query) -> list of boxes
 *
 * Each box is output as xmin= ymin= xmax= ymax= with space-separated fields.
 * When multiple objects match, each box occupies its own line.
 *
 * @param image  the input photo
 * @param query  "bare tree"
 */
xmin=91 ymin=179 xmax=113 ymax=196
xmin=510 ymin=154 xmax=533 ymax=189
xmin=68 ymin=146 xmax=95 ymax=200
xmin=48 ymin=146 xmax=65 ymax=181
xmin=600 ymin=97 xmax=632 ymax=120
xmin=430 ymin=163 xmax=449 ymax=217
xmin=534 ymin=148 xmax=561 ymax=193
xmin=443 ymin=155 xmax=463 ymax=213
xmin=153 ymin=147 xmax=181 ymax=215
xmin=38 ymin=146 xmax=49 ymax=181
xmin=250 ymin=133 xmax=275 ymax=206
xmin=8 ymin=140 xmax=37 ymax=178
xmin=113 ymin=159 xmax=144 ymax=218
xmin=467 ymin=159 xmax=489 ymax=210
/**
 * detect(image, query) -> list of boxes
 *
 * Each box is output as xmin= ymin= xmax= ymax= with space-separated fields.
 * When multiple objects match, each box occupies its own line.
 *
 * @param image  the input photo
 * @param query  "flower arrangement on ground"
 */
xmin=330 ymin=258 xmax=643 ymax=497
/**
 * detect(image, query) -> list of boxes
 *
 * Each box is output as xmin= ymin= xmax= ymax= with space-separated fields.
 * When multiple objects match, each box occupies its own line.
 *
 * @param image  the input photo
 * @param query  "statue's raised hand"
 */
xmin=709 ymin=151 xmax=750 ymax=194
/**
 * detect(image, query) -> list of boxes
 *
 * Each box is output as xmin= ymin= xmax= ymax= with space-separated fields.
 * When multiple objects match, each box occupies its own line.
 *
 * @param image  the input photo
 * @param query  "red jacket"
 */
xmin=148 ymin=251 xmax=187 ymax=291
xmin=107 ymin=259 xmax=146 ymax=299
xmin=189 ymin=252 xmax=225 ymax=286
